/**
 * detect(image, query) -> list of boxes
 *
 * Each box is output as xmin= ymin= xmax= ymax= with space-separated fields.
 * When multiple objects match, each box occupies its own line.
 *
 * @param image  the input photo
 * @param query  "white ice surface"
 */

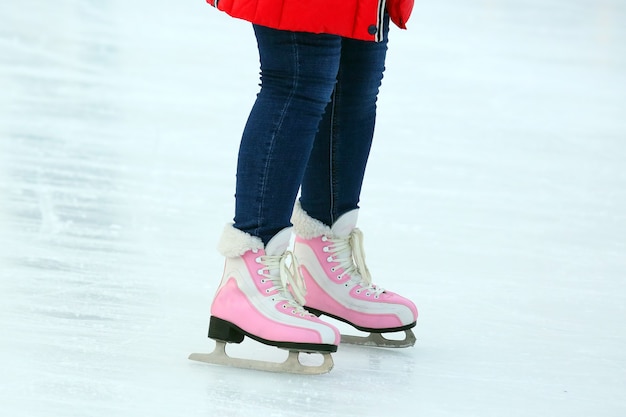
xmin=1 ymin=1 xmax=625 ymax=416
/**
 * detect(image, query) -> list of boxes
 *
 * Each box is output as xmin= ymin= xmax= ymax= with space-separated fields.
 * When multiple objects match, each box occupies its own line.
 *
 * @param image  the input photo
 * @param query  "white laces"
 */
xmin=325 ymin=228 xmax=385 ymax=296
xmin=257 ymin=251 xmax=311 ymax=315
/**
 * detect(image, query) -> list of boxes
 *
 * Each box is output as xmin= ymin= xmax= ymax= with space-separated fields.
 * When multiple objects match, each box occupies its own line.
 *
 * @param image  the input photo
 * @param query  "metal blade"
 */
xmin=189 ymin=341 xmax=334 ymax=375
xmin=340 ymin=329 xmax=416 ymax=348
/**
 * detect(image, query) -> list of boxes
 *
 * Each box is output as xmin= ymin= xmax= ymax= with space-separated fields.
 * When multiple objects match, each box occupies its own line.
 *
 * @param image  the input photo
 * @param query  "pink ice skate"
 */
xmin=292 ymin=202 xmax=418 ymax=348
xmin=189 ymin=225 xmax=340 ymax=374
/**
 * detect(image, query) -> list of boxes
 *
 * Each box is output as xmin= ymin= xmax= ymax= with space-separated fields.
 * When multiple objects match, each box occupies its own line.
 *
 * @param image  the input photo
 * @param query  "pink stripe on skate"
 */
xmin=301 ymin=267 xmax=405 ymax=329
xmin=211 ymin=278 xmax=327 ymax=344
xmin=348 ymin=287 xmax=418 ymax=319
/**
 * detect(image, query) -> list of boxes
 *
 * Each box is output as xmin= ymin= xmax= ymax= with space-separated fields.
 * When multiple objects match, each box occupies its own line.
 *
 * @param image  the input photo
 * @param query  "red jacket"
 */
xmin=206 ymin=0 xmax=414 ymax=42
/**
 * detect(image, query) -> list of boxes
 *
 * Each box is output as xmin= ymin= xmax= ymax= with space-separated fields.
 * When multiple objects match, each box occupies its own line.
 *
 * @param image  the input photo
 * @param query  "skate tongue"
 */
xmin=265 ymin=227 xmax=292 ymax=256
xmin=330 ymin=209 xmax=358 ymax=238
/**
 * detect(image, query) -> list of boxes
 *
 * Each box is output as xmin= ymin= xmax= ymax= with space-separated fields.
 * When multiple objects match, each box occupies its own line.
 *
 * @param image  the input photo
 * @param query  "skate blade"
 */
xmin=189 ymin=341 xmax=334 ymax=375
xmin=340 ymin=329 xmax=416 ymax=348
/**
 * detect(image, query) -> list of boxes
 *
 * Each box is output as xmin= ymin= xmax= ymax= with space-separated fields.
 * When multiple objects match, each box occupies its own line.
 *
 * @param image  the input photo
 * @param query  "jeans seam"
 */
xmin=330 ymin=77 xmax=345 ymax=225
xmin=328 ymin=89 xmax=336 ymax=225
xmin=256 ymin=31 xmax=300 ymax=238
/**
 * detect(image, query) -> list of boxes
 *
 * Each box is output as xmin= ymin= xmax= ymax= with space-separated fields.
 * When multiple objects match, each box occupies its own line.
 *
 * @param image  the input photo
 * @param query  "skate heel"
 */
xmin=208 ymin=316 xmax=245 ymax=344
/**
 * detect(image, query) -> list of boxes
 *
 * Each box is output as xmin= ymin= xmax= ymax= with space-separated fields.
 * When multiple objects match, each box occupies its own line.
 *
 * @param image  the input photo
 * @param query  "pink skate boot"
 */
xmin=189 ymin=225 xmax=340 ymax=374
xmin=291 ymin=202 xmax=418 ymax=348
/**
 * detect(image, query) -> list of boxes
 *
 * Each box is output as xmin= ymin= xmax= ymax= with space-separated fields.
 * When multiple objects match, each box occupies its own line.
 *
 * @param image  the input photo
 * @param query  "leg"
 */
xmin=291 ymin=17 xmax=418 ymax=346
xmin=196 ymin=27 xmax=343 ymax=373
xmin=299 ymin=15 xmax=390 ymax=226
xmin=234 ymin=25 xmax=342 ymax=244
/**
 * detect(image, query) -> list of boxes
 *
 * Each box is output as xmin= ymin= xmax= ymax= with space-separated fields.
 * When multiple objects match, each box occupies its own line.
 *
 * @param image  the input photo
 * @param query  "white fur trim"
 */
xmin=217 ymin=224 xmax=264 ymax=258
xmin=291 ymin=201 xmax=331 ymax=239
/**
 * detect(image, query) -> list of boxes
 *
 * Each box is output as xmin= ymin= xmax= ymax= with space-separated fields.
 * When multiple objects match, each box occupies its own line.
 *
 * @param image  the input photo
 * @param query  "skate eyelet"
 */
xmin=321 ymin=236 xmax=328 ymax=242
xmin=291 ymin=310 xmax=296 ymax=314
xmin=345 ymin=283 xmax=349 ymax=287
xmin=282 ymin=304 xmax=287 ymax=309
xmin=255 ymin=256 xmax=262 ymax=263
xmin=356 ymin=289 xmax=361 ymax=294
xmin=336 ymin=275 xmax=342 ymax=280
xmin=330 ymin=267 xmax=336 ymax=272
xmin=366 ymin=292 xmax=370 ymax=297
xmin=326 ymin=256 xmax=333 ymax=262
xmin=260 ymin=279 xmax=266 ymax=283
xmin=252 ymin=249 xmax=259 ymax=253
xmin=375 ymin=295 xmax=380 ymax=299
xmin=322 ymin=246 xmax=329 ymax=253
xmin=257 ymin=269 xmax=264 ymax=275
xmin=266 ymin=289 xmax=271 ymax=293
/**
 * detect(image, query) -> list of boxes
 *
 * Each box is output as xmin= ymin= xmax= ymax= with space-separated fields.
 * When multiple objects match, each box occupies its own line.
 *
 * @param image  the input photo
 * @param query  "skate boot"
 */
xmin=189 ymin=225 xmax=340 ymax=374
xmin=291 ymin=202 xmax=418 ymax=348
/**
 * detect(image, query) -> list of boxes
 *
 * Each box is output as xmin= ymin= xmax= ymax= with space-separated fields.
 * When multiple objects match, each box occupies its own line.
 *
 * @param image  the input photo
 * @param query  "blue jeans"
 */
xmin=234 ymin=16 xmax=390 ymax=245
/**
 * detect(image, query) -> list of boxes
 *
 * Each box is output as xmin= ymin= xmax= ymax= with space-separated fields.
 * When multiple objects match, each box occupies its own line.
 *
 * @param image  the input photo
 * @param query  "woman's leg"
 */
xmin=299 ymin=15 xmax=390 ymax=226
xmin=289 ymin=17 xmax=417 ymax=345
xmin=234 ymin=26 xmax=342 ymax=245
xmin=204 ymin=28 xmax=344 ymax=373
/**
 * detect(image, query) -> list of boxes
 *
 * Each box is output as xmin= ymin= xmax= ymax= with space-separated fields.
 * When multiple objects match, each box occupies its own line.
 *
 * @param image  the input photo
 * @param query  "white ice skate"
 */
xmin=189 ymin=225 xmax=340 ymax=374
xmin=292 ymin=202 xmax=418 ymax=348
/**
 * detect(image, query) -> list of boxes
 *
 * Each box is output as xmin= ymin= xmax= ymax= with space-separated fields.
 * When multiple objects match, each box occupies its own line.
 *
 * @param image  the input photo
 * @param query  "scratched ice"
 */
xmin=1 ymin=1 xmax=625 ymax=416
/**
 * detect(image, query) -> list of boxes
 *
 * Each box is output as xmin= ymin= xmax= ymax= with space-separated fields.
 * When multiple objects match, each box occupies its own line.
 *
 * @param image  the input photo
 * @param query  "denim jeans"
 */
xmin=234 ymin=16 xmax=390 ymax=245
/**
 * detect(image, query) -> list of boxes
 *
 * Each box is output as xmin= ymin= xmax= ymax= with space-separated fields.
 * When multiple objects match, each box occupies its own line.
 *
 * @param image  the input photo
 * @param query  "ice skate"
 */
xmin=189 ymin=225 xmax=340 ymax=374
xmin=291 ymin=202 xmax=418 ymax=348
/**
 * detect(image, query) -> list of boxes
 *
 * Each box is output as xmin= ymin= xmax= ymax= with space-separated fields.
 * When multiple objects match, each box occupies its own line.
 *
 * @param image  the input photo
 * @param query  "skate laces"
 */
xmin=259 ymin=251 xmax=310 ymax=313
xmin=327 ymin=229 xmax=385 ymax=296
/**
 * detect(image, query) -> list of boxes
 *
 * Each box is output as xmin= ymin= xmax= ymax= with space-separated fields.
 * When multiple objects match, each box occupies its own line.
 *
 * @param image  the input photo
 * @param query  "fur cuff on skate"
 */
xmin=217 ymin=224 xmax=264 ymax=258
xmin=291 ymin=201 xmax=332 ymax=239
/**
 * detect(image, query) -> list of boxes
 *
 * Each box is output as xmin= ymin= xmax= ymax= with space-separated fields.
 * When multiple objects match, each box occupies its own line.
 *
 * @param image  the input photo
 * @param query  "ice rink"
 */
xmin=1 ymin=1 xmax=625 ymax=416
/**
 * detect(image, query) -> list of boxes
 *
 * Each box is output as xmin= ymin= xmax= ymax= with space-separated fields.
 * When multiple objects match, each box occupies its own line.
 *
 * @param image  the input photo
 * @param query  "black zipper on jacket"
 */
xmin=376 ymin=0 xmax=386 ymax=42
